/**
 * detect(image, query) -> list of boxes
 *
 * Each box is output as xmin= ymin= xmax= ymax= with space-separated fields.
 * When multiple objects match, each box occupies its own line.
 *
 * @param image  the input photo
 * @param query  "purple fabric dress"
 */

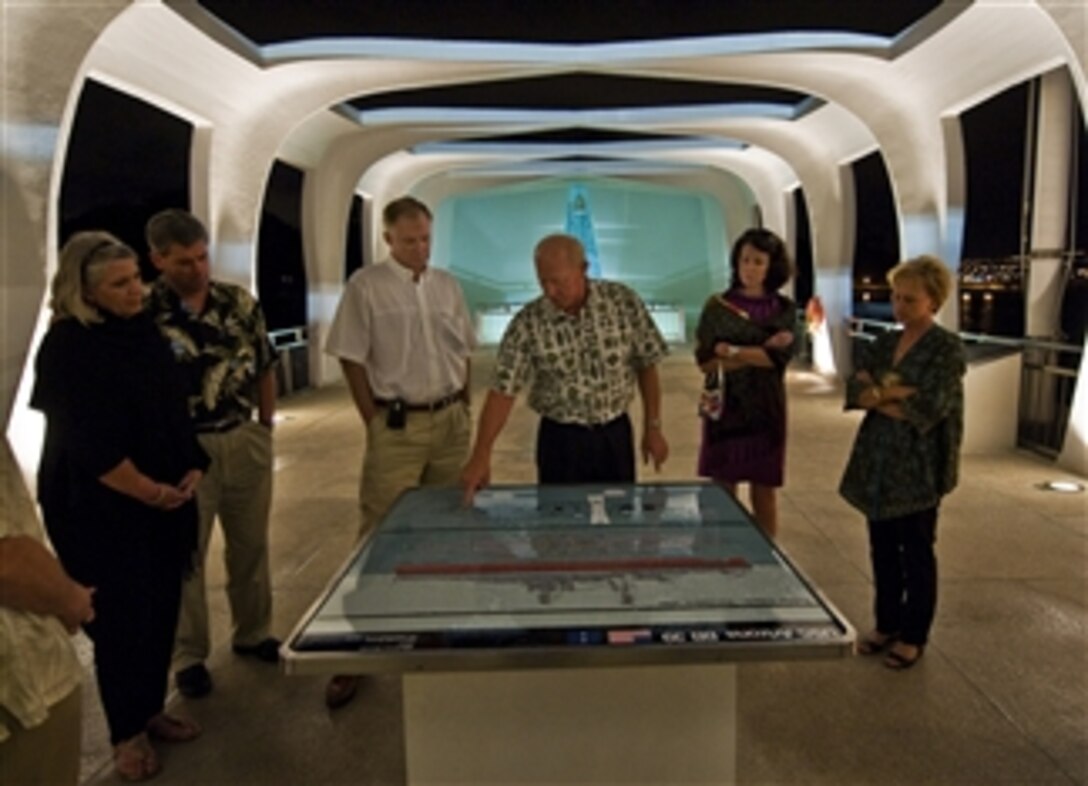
xmin=696 ymin=291 xmax=789 ymax=487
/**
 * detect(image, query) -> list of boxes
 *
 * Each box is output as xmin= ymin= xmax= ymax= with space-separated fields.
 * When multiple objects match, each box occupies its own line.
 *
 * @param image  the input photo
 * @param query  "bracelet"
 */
xmin=646 ymin=418 xmax=662 ymax=431
xmin=869 ymin=385 xmax=883 ymax=403
xmin=726 ymin=344 xmax=741 ymax=358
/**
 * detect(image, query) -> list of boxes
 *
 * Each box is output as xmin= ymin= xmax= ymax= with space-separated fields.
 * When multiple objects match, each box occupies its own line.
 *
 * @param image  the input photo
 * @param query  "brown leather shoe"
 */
xmin=232 ymin=637 xmax=282 ymax=663
xmin=325 ymin=675 xmax=359 ymax=710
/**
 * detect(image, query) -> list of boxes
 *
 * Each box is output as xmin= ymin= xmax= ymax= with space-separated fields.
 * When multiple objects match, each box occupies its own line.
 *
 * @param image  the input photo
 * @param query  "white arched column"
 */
xmin=2 ymin=2 xmax=128 ymax=489
xmin=1026 ymin=68 xmax=1074 ymax=340
xmin=1023 ymin=68 xmax=1084 ymax=473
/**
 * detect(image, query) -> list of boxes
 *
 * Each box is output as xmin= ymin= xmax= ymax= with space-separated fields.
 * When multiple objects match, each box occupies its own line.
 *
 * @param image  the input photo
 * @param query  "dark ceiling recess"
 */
xmin=443 ymin=127 xmax=716 ymax=146
xmin=197 ymin=0 xmax=943 ymax=45
xmin=348 ymin=74 xmax=809 ymax=113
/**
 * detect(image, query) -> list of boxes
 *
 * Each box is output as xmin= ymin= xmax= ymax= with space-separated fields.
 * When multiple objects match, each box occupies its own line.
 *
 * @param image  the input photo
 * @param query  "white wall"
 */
xmin=962 ymin=353 xmax=1022 ymax=455
xmin=1 ymin=1 xmax=128 ymax=491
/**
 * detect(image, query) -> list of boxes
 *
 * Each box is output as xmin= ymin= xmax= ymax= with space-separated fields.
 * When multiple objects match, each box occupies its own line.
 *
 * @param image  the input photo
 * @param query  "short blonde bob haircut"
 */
xmin=886 ymin=254 xmax=954 ymax=311
xmin=51 ymin=231 xmax=139 ymax=325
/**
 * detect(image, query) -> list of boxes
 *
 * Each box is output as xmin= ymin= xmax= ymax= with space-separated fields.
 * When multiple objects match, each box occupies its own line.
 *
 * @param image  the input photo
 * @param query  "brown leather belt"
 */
xmin=374 ymin=392 xmax=464 ymax=413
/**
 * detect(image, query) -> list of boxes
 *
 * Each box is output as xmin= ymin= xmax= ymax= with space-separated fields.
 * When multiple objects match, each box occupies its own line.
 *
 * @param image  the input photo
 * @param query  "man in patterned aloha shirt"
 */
xmin=461 ymin=233 xmax=669 ymax=503
xmin=146 ymin=209 xmax=280 ymax=700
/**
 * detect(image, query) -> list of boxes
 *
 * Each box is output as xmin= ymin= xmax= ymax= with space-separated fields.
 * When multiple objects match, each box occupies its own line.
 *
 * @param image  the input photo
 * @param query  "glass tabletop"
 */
xmin=288 ymin=483 xmax=852 ymax=663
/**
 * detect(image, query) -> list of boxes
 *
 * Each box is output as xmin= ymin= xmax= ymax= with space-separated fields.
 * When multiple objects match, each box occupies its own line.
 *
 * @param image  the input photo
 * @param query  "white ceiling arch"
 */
xmin=64 ymin=0 xmax=1086 ymax=381
xmin=61 ymin=1 xmax=1088 ymax=265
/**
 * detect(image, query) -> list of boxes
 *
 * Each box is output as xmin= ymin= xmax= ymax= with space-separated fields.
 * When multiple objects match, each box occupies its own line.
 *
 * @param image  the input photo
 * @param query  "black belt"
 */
xmin=374 ymin=392 xmax=464 ymax=413
xmin=195 ymin=417 xmax=246 ymax=434
xmin=541 ymin=413 xmax=628 ymax=431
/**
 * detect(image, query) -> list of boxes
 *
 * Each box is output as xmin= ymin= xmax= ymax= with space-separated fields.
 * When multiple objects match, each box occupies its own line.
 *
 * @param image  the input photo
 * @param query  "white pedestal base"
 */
xmin=403 ymin=664 xmax=736 ymax=785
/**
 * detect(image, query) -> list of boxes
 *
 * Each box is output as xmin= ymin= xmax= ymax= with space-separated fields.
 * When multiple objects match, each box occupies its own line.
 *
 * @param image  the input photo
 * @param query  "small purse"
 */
xmin=698 ymin=362 xmax=726 ymax=421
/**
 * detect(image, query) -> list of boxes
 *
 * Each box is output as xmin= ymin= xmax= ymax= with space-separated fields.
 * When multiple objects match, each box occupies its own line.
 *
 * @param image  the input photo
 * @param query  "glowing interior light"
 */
xmin=1038 ymin=480 xmax=1085 ymax=493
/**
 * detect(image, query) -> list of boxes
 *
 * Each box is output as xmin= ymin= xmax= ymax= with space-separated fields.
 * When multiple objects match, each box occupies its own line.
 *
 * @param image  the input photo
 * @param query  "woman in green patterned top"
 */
xmin=839 ymin=255 xmax=965 ymax=670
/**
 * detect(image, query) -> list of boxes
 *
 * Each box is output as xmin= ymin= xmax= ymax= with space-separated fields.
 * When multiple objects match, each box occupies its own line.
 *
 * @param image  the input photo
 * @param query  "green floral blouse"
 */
xmin=839 ymin=324 xmax=966 ymax=521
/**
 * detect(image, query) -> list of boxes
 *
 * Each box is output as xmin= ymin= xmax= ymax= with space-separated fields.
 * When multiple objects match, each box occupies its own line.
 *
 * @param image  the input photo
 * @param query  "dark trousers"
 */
xmin=536 ymin=414 xmax=635 ymax=485
xmin=86 ymin=556 xmax=183 ymax=744
xmin=867 ymin=507 xmax=939 ymax=646
xmin=46 ymin=506 xmax=185 ymax=745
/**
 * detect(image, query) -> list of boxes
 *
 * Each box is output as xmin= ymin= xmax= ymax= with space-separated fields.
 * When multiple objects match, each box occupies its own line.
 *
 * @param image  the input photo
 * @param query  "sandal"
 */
xmin=884 ymin=643 xmax=924 ymax=670
xmin=856 ymin=631 xmax=897 ymax=656
xmin=147 ymin=712 xmax=202 ymax=742
xmin=114 ymin=733 xmax=161 ymax=782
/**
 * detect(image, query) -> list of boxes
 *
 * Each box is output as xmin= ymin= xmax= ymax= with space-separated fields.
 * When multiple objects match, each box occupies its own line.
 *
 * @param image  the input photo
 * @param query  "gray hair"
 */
xmin=382 ymin=196 xmax=432 ymax=228
xmin=145 ymin=208 xmax=208 ymax=254
xmin=51 ymin=231 xmax=138 ymax=324
xmin=533 ymin=234 xmax=585 ymax=267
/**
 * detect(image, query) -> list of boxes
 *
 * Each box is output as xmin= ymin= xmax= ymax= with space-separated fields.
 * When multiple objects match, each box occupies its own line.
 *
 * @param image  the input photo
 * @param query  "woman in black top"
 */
xmin=695 ymin=229 xmax=797 ymax=539
xmin=31 ymin=231 xmax=209 ymax=781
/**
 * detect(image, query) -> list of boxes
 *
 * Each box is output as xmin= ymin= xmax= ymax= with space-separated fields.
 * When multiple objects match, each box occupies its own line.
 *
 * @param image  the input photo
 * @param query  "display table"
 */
xmin=283 ymin=483 xmax=853 ymax=784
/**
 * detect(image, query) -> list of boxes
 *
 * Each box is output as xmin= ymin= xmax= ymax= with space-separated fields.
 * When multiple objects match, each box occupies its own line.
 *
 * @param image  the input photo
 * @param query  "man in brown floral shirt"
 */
xmin=146 ymin=209 xmax=280 ymax=699
xmin=461 ymin=234 xmax=668 ymax=503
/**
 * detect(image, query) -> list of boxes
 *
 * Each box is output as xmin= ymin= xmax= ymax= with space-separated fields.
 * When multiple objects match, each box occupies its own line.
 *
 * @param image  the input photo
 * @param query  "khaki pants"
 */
xmin=0 ymin=687 xmax=81 ymax=786
xmin=359 ymin=402 xmax=471 ymax=540
xmin=175 ymin=421 xmax=274 ymax=668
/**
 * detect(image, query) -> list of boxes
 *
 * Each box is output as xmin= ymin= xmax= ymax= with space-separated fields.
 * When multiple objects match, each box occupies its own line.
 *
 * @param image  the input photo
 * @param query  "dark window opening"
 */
xmin=850 ymin=151 xmax=899 ymax=321
xmin=257 ymin=161 xmax=307 ymax=331
xmin=959 ymin=81 xmax=1032 ymax=337
xmin=59 ymin=79 xmax=191 ymax=278
xmin=345 ymin=194 xmax=364 ymax=280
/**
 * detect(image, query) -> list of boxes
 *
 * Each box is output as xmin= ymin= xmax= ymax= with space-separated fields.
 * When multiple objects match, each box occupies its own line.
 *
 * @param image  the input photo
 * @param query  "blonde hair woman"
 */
xmin=31 ymin=231 xmax=208 ymax=780
xmin=839 ymin=255 xmax=966 ymax=670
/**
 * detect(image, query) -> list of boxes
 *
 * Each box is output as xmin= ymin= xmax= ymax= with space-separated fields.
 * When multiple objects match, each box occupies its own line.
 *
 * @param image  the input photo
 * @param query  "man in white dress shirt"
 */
xmin=323 ymin=196 xmax=475 ymax=707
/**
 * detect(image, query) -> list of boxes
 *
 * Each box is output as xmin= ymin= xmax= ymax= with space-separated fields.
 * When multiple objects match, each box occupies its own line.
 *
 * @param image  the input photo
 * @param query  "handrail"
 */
xmin=846 ymin=317 xmax=1083 ymax=355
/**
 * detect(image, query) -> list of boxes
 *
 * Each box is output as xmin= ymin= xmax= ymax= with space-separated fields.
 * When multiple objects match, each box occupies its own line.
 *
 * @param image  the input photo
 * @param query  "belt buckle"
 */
xmin=198 ymin=417 xmax=241 ymax=434
xmin=431 ymin=393 xmax=457 ymax=411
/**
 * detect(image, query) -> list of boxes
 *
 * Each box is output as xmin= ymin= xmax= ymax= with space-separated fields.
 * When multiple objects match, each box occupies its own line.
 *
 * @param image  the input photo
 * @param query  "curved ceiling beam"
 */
xmin=263 ymin=32 xmax=894 ymax=65
xmin=85 ymin=1 xmax=1082 ymax=287
xmin=627 ymin=2 xmax=1082 ymax=236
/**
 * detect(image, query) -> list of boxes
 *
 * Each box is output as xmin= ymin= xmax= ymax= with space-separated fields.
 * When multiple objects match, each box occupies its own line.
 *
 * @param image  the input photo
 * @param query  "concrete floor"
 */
xmin=77 ymin=349 xmax=1087 ymax=785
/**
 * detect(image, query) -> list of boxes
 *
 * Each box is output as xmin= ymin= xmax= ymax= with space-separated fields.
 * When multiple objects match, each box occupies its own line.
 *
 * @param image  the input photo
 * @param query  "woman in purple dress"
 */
xmin=695 ymin=228 xmax=798 ymax=538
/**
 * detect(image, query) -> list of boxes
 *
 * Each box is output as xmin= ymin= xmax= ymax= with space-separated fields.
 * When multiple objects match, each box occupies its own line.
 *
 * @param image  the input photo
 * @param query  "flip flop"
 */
xmin=147 ymin=713 xmax=202 ymax=742
xmin=856 ymin=631 xmax=897 ymax=656
xmin=114 ymin=733 xmax=161 ymax=782
xmin=884 ymin=645 xmax=924 ymax=670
